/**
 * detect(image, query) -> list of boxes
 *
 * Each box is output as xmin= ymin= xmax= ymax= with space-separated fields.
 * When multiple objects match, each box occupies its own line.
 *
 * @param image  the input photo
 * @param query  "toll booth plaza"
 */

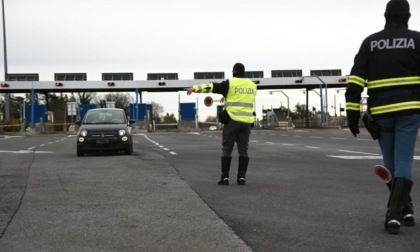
xmin=1 ymin=70 xmax=347 ymax=132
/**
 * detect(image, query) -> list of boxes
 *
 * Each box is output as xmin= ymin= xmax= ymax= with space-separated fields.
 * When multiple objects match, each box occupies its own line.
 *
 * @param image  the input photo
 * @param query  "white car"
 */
xmin=209 ymin=126 xmax=217 ymax=131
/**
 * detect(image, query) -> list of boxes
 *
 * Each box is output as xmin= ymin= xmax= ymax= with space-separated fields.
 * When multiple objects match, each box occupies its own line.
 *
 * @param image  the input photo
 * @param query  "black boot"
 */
xmin=402 ymin=201 xmax=415 ymax=226
xmin=385 ymin=178 xmax=413 ymax=234
xmin=386 ymin=181 xmax=415 ymax=226
xmin=218 ymin=156 xmax=232 ymax=185
xmin=237 ymin=156 xmax=249 ymax=185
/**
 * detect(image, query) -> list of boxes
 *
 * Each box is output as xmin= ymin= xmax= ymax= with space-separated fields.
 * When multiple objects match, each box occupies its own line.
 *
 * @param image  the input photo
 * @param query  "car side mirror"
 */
xmin=75 ymin=120 xmax=81 ymax=126
xmin=129 ymin=119 xmax=136 ymax=125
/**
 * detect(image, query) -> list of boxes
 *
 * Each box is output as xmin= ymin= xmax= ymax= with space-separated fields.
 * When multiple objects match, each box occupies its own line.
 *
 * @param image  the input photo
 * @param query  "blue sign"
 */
xmin=26 ymin=104 xmax=46 ymax=123
xmin=129 ymin=103 xmax=147 ymax=121
xmin=180 ymin=103 xmax=196 ymax=120
xmin=79 ymin=104 xmax=97 ymax=120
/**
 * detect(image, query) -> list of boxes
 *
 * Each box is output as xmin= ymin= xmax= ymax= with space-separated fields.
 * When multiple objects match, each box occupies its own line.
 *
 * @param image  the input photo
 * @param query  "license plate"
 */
xmin=96 ymin=139 xmax=109 ymax=144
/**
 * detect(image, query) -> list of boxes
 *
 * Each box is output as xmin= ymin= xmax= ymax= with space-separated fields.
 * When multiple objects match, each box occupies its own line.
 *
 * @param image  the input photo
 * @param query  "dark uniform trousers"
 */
xmin=222 ymin=119 xmax=251 ymax=157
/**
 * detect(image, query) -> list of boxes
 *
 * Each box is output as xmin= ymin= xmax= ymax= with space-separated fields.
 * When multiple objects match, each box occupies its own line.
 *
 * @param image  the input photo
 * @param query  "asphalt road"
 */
xmin=1 ymin=128 xmax=420 ymax=251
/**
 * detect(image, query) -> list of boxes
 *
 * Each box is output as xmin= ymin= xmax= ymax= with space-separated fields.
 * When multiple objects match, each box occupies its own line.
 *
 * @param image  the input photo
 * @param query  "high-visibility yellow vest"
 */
xmin=225 ymin=78 xmax=256 ymax=123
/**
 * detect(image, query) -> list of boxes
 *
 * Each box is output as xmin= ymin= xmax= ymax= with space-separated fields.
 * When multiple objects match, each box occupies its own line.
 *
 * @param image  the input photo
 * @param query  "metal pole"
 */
xmin=2 ymin=0 xmax=9 ymax=120
xmin=305 ymin=88 xmax=309 ymax=128
xmin=135 ymin=88 xmax=139 ymax=127
xmin=314 ymin=76 xmax=328 ymax=127
xmin=280 ymin=91 xmax=290 ymax=127
xmin=334 ymin=94 xmax=337 ymax=126
xmin=195 ymin=97 xmax=198 ymax=129
xmin=30 ymin=88 xmax=35 ymax=129
xmin=319 ymin=84 xmax=324 ymax=126
xmin=2 ymin=0 xmax=6 ymax=75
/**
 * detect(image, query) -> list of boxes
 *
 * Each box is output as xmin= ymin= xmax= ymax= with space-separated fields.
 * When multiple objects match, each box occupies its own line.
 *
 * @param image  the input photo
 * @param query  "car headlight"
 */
xmin=118 ymin=130 xmax=126 ymax=136
xmin=80 ymin=130 xmax=88 ymax=137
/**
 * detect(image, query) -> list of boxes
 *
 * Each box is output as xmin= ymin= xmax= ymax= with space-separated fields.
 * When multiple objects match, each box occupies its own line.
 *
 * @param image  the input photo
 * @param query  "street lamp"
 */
xmin=270 ymin=90 xmax=290 ymax=127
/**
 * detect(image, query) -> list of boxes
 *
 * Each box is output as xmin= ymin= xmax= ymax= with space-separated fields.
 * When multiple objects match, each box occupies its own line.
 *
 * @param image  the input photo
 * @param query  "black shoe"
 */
xmin=385 ymin=219 xmax=401 ymax=234
xmin=403 ymin=214 xmax=416 ymax=227
xmin=403 ymin=214 xmax=415 ymax=226
xmin=218 ymin=178 xmax=229 ymax=185
xmin=402 ymin=202 xmax=415 ymax=226
xmin=237 ymin=177 xmax=246 ymax=185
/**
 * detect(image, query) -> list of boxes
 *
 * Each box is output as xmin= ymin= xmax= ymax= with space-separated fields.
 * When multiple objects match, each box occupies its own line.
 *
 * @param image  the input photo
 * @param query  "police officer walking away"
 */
xmin=185 ymin=63 xmax=257 ymax=185
xmin=345 ymin=0 xmax=420 ymax=234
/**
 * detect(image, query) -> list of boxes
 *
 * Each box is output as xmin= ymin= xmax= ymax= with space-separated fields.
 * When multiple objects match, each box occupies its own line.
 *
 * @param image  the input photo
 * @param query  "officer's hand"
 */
xmin=347 ymin=111 xmax=360 ymax=137
xmin=184 ymin=87 xmax=194 ymax=95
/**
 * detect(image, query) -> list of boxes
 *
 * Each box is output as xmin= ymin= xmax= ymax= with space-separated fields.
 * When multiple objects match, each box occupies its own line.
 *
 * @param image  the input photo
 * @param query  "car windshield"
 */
xmin=83 ymin=110 xmax=127 ymax=124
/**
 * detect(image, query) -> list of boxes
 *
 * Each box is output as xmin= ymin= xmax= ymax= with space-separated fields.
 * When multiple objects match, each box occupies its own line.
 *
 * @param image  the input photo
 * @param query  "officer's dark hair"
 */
xmin=385 ymin=0 xmax=411 ymax=23
xmin=232 ymin=63 xmax=245 ymax=78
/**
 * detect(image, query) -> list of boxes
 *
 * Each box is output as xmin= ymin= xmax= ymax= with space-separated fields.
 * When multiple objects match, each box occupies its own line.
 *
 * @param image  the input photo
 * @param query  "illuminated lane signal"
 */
xmin=252 ymin=80 xmax=260 ymax=84
xmin=338 ymin=77 xmax=347 ymax=82
xmin=55 ymin=82 xmax=63 ymax=87
xmin=1 ymin=83 xmax=9 ymax=87
xmin=107 ymin=82 xmax=115 ymax=86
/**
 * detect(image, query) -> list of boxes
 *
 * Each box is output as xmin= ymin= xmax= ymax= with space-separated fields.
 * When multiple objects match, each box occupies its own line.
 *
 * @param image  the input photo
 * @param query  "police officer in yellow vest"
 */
xmin=186 ymin=63 xmax=257 ymax=185
xmin=345 ymin=0 xmax=420 ymax=234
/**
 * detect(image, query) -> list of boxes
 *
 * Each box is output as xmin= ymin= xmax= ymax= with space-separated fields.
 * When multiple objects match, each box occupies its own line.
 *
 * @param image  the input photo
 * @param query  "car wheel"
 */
xmin=125 ymin=144 xmax=132 ymax=155
xmin=77 ymin=148 xmax=84 ymax=157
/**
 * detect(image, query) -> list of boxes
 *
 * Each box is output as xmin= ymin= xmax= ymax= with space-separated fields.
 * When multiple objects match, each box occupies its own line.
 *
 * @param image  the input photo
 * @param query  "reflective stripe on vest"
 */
xmin=370 ymin=101 xmax=420 ymax=115
xmin=349 ymin=75 xmax=366 ymax=88
xmin=346 ymin=102 xmax=360 ymax=111
xmin=368 ymin=76 xmax=420 ymax=89
xmin=230 ymin=111 xmax=254 ymax=117
xmin=195 ymin=83 xmax=213 ymax=93
xmin=225 ymin=102 xmax=254 ymax=108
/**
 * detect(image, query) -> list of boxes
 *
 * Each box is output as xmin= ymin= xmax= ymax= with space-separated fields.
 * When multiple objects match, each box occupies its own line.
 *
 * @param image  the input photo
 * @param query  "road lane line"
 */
xmin=338 ymin=150 xmax=380 ymax=155
xmin=327 ymin=155 xmax=383 ymax=159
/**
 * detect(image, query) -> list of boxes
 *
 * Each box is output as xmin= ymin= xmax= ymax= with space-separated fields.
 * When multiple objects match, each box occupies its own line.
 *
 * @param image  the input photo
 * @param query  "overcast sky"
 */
xmin=1 ymin=0 xmax=419 ymax=121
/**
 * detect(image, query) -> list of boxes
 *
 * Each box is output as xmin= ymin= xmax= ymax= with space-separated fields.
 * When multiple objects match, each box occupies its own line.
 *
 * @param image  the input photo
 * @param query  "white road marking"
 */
xmin=0 ymin=150 xmax=52 ymax=154
xmin=143 ymin=134 xmax=177 ymax=155
xmin=338 ymin=150 xmax=380 ymax=155
xmin=0 ymin=136 xmax=23 ymax=139
xmin=327 ymin=155 xmax=383 ymax=160
xmin=305 ymin=146 xmax=320 ymax=149
xmin=329 ymin=155 xmax=420 ymax=160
